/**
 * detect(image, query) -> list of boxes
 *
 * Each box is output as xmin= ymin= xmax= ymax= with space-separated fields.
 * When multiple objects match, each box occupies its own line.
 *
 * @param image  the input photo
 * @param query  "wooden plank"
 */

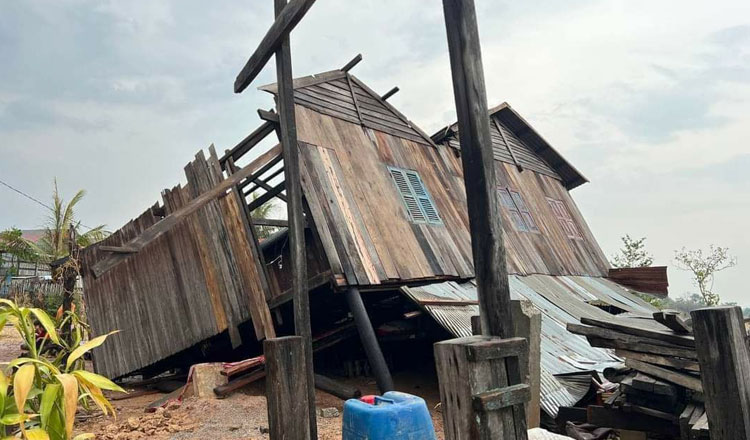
xmin=264 ymin=336 xmax=311 ymax=440
xmin=234 ymin=0 xmax=316 ymax=92
xmin=98 ymin=245 xmax=137 ymax=254
xmin=492 ymin=115 xmax=522 ymax=171
xmin=252 ymin=218 xmax=289 ymax=228
xmin=92 ymin=145 xmax=282 ymax=278
xmin=691 ymin=306 xmax=750 ymax=440
xmin=616 ymin=349 xmax=700 ymax=372
xmin=585 ymin=335 xmax=698 ymax=360
xmin=625 ymin=358 xmax=703 ymax=392
xmin=345 ymin=73 xmax=364 ymax=125
xmin=219 ymin=121 xmax=276 ymax=167
xmin=473 ymin=384 xmax=530 ymax=412
xmin=588 ymin=406 xmax=678 ymax=436
xmin=247 ymin=181 xmax=286 ymax=212
xmin=466 ymin=337 xmax=527 ymax=362
xmin=679 ymin=403 xmax=697 ymax=440
xmin=273 ymin=0 xmax=316 ymax=435
xmin=653 ymin=311 xmax=692 ymax=334
xmin=223 ymin=153 xmax=276 ymax=340
xmin=579 ymin=317 xmax=695 ymax=348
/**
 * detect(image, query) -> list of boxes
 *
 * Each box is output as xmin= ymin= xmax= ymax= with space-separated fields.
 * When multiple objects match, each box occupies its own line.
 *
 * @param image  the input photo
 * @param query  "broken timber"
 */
xmin=91 ymin=144 xmax=282 ymax=278
xmin=234 ymin=0 xmax=316 ymax=93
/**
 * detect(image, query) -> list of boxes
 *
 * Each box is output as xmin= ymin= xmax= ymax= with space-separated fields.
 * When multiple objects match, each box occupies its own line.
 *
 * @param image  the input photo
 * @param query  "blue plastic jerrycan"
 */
xmin=342 ymin=391 xmax=437 ymax=440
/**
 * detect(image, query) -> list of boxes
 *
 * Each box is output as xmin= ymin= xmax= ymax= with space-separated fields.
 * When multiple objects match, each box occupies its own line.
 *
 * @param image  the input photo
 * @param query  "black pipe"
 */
xmin=345 ymin=287 xmax=394 ymax=393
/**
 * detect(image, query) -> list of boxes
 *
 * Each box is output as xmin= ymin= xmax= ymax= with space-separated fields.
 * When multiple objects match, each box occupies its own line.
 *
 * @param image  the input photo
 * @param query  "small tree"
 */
xmin=611 ymin=235 xmax=654 ymax=268
xmin=674 ymin=245 xmax=737 ymax=306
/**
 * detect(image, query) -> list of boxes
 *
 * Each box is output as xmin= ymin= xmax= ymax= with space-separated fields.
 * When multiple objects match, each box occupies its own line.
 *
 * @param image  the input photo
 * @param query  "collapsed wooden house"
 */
xmin=79 ymin=60 xmax=666 ymax=419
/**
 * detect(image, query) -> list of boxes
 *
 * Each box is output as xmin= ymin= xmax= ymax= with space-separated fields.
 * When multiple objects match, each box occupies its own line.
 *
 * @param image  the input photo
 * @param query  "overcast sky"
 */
xmin=1 ymin=1 xmax=748 ymax=306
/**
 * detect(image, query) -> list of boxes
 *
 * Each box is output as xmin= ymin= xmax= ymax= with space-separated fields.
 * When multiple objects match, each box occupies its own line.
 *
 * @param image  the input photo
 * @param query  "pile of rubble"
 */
xmin=95 ymin=401 xmax=198 ymax=440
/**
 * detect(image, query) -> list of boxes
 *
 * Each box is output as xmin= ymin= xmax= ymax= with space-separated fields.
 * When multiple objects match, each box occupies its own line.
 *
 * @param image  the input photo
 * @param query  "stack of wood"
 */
xmin=567 ymin=311 xmax=710 ymax=439
xmin=213 ymin=322 xmax=361 ymax=399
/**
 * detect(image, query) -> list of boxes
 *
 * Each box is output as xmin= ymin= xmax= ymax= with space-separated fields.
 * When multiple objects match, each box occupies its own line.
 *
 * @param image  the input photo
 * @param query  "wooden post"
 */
xmin=691 ymin=306 xmax=750 ymax=439
xmin=439 ymin=1 xmax=528 ymax=437
xmin=264 ymin=336 xmax=311 ymax=440
xmin=442 ymin=0 xmax=513 ymax=340
xmin=274 ymin=0 xmax=317 ymax=436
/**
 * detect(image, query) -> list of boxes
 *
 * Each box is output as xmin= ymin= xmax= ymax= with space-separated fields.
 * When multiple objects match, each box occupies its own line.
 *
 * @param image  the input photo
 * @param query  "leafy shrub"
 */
xmin=0 ymin=299 xmax=123 ymax=439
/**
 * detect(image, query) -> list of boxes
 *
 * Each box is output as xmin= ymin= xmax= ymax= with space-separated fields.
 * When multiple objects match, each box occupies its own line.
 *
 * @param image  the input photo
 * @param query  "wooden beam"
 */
xmin=580 ymin=317 xmax=695 ymax=348
xmin=98 ymin=245 xmax=137 ymax=254
xmin=246 ymin=176 xmax=288 ymax=203
xmin=345 ymin=73 xmax=364 ymax=125
xmin=380 ymin=86 xmax=399 ymax=101
xmin=273 ymin=0 xmax=316 ymax=436
xmin=247 ymin=181 xmax=286 ymax=212
xmin=692 ymin=306 xmax=750 ymax=440
xmin=258 ymin=108 xmax=280 ymax=123
xmin=252 ymin=218 xmax=289 ymax=228
xmin=219 ymin=121 xmax=276 ymax=167
xmin=340 ymin=53 xmax=363 ymax=72
xmin=244 ymin=166 xmax=285 ymax=196
xmin=493 ymin=115 xmax=523 ymax=172
xmin=624 ymin=358 xmax=703 ymax=392
xmin=91 ymin=145 xmax=282 ymax=278
xmin=234 ymin=0 xmax=317 ymax=93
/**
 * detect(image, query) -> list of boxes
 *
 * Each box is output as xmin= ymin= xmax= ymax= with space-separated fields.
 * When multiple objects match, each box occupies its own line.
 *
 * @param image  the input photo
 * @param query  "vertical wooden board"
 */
xmin=162 ymin=186 xmax=219 ymax=338
xmin=218 ymin=182 xmax=275 ymax=339
xmin=298 ymin=158 xmax=344 ymax=276
xmin=318 ymin=146 xmax=384 ymax=283
xmin=180 ymin=182 xmax=228 ymax=332
xmin=208 ymin=145 xmax=275 ymax=339
xmin=299 ymin=143 xmax=359 ymax=284
xmin=327 ymin=117 xmax=400 ymax=280
xmin=301 ymin=142 xmax=370 ymax=284
xmin=185 ymin=154 xmax=243 ymax=346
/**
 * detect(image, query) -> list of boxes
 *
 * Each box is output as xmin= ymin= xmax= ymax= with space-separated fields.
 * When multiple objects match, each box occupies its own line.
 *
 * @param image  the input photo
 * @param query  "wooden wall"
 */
xmin=80 ymin=147 xmax=275 ymax=379
xmin=293 ymin=103 xmax=609 ymax=288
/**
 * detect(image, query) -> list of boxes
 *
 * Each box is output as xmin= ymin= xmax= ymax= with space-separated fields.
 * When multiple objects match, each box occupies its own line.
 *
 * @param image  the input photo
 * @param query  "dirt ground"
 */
xmin=0 ymin=325 xmax=445 ymax=439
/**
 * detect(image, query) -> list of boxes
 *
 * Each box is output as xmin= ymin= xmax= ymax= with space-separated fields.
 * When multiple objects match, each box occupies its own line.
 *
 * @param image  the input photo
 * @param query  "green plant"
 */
xmin=611 ymin=235 xmax=654 ymax=268
xmin=0 ymin=299 xmax=123 ymax=439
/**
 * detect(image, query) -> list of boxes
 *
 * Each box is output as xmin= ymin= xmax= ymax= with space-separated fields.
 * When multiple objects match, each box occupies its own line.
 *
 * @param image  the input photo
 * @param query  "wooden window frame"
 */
xmin=498 ymin=187 xmax=539 ymax=233
xmin=388 ymin=166 xmax=443 ymax=226
xmin=546 ymin=197 xmax=583 ymax=240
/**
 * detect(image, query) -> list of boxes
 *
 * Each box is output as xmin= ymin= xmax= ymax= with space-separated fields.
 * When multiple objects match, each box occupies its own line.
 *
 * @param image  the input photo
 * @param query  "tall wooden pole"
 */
xmin=274 ymin=0 xmax=317 ymax=436
xmin=442 ymin=0 xmax=514 ymax=338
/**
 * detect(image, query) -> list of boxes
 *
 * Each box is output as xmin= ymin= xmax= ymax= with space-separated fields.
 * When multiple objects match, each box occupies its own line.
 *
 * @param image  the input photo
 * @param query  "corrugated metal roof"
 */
xmin=401 ymin=274 xmax=657 ymax=417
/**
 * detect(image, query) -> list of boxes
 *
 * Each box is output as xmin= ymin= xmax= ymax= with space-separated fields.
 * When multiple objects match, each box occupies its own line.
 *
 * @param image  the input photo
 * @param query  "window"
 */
xmin=546 ymin=197 xmax=582 ymax=239
xmin=388 ymin=167 xmax=442 ymax=225
xmin=498 ymin=187 xmax=538 ymax=232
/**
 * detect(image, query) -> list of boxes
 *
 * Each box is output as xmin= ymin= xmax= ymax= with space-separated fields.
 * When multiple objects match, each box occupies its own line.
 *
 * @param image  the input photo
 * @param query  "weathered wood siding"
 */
xmin=81 ymin=148 xmax=275 ymax=379
xmin=293 ymin=102 xmax=609 ymax=286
